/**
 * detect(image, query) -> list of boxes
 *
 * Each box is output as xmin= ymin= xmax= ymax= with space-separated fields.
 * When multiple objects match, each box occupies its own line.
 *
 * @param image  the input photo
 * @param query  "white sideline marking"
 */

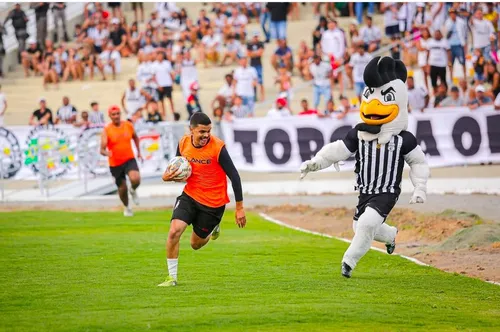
xmin=259 ymin=212 xmax=500 ymax=286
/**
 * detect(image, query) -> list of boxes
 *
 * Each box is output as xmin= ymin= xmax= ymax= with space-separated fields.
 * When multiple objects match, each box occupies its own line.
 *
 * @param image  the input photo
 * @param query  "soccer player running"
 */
xmin=159 ymin=112 xmax=246 ymax=287
xmin=100 ymin=105 xmax=142 ymax=217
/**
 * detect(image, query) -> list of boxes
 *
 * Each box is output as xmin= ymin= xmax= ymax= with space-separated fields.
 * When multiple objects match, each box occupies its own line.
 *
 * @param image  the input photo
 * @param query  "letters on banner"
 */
xmin=220 ymin=107 xmax=500 ymax=172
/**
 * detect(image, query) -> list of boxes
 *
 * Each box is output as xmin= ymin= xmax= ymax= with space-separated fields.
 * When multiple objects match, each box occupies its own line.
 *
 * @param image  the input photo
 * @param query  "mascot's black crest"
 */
xmin=363 ymin=56 xmax=407 ymax=88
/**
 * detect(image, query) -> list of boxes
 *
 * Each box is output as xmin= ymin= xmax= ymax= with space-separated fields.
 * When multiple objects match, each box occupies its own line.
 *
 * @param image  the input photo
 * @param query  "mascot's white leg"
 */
xmin=374 ymin=223 xmax=397 ymax=244
xmin=352 ymin=219 xmax=397 ymax=244
xmin=343 ymin=207 xmax=384 ymax=270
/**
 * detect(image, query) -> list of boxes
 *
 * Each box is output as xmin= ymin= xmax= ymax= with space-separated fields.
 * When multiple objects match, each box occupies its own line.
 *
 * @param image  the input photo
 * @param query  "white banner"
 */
xmin=0 ymin=122 xmax=189 ymax=180
xmin=221 ymin=107 xmax=500 ymax=172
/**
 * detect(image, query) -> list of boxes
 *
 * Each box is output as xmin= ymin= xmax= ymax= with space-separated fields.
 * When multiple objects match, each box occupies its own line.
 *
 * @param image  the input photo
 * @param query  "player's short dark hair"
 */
xmin=173 ymin=112 xmax=180 ymax=121
xmin=190 ymin=112 xmax=211 ymax=127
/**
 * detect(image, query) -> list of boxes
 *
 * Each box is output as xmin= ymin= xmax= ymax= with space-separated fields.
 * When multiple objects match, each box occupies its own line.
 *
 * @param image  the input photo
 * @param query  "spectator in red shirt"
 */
xmin=186 ymin=81 xmax=203 ymax=118
xmin=298 ymin=99 xmax=318 ymax=115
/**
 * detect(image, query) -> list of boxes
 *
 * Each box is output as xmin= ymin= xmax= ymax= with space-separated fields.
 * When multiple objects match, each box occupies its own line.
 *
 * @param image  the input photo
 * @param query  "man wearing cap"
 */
xmin=29 ymin=98 xmax=53 ymax=126
xmin=109 ymin=17 xmax=129 ymax=57
xmin=247 ymin=31 xmax=265 ymax=101
xmin=437 ymin=86 xmax=465 ymax=107
xmin=468 ymin=85 xmax=493 ymax=109
xmin=445 ymin=8 xmax=467 ymax=80
xmin=186 ymin=81 xmax=203 ymax=118
xmin=100 ymin=105 xmax=142 ymax=217
xmin=267 ymin=97 xmax=292 ymax=118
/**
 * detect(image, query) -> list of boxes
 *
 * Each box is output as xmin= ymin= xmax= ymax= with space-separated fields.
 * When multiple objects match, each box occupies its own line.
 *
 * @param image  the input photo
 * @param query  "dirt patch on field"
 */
xmin=257 ymin=205 xmax=500 ymax=284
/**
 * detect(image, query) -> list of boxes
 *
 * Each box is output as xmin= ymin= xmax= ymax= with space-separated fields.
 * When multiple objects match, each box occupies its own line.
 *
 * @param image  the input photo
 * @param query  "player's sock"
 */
xmin=167 ymin=259 xmax=178 ymax=280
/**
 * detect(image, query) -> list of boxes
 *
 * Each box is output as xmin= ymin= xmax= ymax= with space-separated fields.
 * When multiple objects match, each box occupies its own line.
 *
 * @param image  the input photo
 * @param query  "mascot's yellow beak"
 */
xmin=360 ymin=99 xmax=399 ymax=125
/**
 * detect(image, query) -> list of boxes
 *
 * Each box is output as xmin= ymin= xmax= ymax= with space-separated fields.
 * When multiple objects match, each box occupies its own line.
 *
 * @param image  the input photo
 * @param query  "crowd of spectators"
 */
xmin=2 ymin=2 xmax=500 ymax=129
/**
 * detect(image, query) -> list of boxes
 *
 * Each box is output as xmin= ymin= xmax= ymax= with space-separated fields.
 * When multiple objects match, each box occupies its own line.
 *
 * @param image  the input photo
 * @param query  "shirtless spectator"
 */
xmin=21 ymin=41 xmax=43 ymax=77
xmin=296 ymin=40 xmax=314 ymax=79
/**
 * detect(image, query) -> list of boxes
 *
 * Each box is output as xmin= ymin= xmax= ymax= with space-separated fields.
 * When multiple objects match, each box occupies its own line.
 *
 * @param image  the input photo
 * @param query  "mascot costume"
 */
xmin=300 ymin=56 xmax=429 ymax=278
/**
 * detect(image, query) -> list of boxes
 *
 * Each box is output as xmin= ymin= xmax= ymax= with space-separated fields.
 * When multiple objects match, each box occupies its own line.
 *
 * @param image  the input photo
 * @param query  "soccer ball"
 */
xmin=168 ymin=156 xmax=192 ymax=181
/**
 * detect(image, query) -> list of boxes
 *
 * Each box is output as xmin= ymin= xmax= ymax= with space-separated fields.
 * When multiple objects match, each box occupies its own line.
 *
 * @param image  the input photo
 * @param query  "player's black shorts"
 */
xmin=157 ymin=86 xmax=173 ymax=99
xmin=109 ymin=158 xmax=139 ymax=187
xmin=171 ymin=192 xmax=226 ymax=239
xmin=354 ymin=193 xmax=399 ymax=222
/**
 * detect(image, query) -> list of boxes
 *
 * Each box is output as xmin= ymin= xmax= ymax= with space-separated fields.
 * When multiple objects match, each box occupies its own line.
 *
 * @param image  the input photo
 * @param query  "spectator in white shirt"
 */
xmin=156 ymin=2 xmax=179 ymax=22
xmin=494 ymin=92 xmax=500 ymax=110
xmin=233 ymin=57 xmax=258 ymax=115
xmin=426 ymin=30 xmax=451 ymax=94
xmin=470 ymin=8 xmax=496 ymax=61
xmin=0 ymin=85 xmax=7 ymax=126
xmin=198 ymin=27 xmax=222 ymax=68
xmin=267 ymin=97 xmax=292 ymax=118
xmin=96 ymin=43 xmax=121 ymax=80
xmin=153 ymin=51 xmax=175 ymax=116
xmin=55 ymin=96 xmax=77 ymax=124
xmin=309 ymin=55 xmax=332 ymax=110
xmin=380 ymin=3 xmax=400 ymax=38
xmin=220 ymin=34 xmax=241 ymax=67
xmin=320 ymin=19 xmax=345 ymax=61
xmin=212 ymin=73 xmax=234 ymax=111
xmin=87 ymin=21 xmax=109 ymax=54
xmin=348 ymin=45 xmax=373 ymax=100
xmin=445 ymin=8 xmax=467 ymax=80
xmin=231 ymin=95 xmax=251 ymax=118
xmin=359 ymin=15 xmax=381 ymax=52
xmin=88 ymin=101 xmax=105 ymax=125
xmin=121 ymin=79 xmax=150 ymax=120
xmin=407 ymin=76 xmax=429 ymax=112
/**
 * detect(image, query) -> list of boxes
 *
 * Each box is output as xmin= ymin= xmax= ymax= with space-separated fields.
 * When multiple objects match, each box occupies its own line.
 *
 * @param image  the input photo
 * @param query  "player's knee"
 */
xmin=168 ymin=226 xmax=183 ymax=241
xmin=190 ymin=241 xmax=203 ymax=250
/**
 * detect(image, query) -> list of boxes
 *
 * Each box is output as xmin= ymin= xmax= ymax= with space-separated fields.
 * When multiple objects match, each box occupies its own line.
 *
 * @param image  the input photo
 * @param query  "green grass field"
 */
xmin=1 ymin=210 xmax=499 ymax=331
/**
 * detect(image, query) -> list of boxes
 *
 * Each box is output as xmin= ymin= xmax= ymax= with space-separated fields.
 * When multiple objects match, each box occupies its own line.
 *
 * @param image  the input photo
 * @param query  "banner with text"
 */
xmin=220 ymin=107 xmax=500 ymax=172
xmin=0 ymin=122 xmax=188 ymax=180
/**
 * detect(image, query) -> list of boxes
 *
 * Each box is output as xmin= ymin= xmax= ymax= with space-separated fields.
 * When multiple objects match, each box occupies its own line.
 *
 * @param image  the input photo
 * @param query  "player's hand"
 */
xmin=235 ymin=208 xmax=246 ymax=228
xmin=137 ymin=153 xmax=143 ymax=163
xmin=162 ymin=166 xmax=183 ymax=182
xmin=409 ymin=188 xmax=426 ymax=204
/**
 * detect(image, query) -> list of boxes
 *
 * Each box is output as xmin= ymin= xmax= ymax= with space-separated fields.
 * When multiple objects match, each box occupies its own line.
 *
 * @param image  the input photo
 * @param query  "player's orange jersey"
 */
xmin=179 ymin=135 xmax=229 ymax=208
xmin=105 ymin=121 xmax=135 ymax=167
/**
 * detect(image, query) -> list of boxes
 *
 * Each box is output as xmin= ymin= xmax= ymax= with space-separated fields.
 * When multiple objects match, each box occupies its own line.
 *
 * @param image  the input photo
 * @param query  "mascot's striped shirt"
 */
xmin=342 ymin=127 xmax=418 ymax=196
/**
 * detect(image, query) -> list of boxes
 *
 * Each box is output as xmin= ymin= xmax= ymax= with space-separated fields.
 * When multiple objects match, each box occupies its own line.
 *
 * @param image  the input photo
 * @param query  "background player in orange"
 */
xmin=159 ymin=112 xmax=246 ymax=287
xmin=100 ymin=105 xmax=143 ymax=217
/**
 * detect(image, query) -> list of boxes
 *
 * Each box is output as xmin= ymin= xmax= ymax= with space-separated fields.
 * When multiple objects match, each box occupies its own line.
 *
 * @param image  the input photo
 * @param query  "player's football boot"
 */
xmin=211 ymin=224 xmax=221 ymax=240
xmin=124 ymin=207 xmax=134 ymax=217
xmin=158 ymin=275 xmax=177 ymax=287
xmin=341 ymin=262 xmax=352 ymax=278
xmin=129 ymin=188 xmax=139 ymax=206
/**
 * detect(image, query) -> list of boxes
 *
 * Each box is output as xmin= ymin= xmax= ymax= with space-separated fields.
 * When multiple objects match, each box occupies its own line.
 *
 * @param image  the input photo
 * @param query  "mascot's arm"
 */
xmin=300 ymin=140 xmax=354 ymax=179
xmin=404 ymin=145 xmax=430 ymax=204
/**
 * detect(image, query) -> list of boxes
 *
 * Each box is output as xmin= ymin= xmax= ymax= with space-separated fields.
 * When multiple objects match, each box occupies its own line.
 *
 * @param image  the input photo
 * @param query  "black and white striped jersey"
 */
xmin=342 ymin=128 xmax=418 ymax=196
